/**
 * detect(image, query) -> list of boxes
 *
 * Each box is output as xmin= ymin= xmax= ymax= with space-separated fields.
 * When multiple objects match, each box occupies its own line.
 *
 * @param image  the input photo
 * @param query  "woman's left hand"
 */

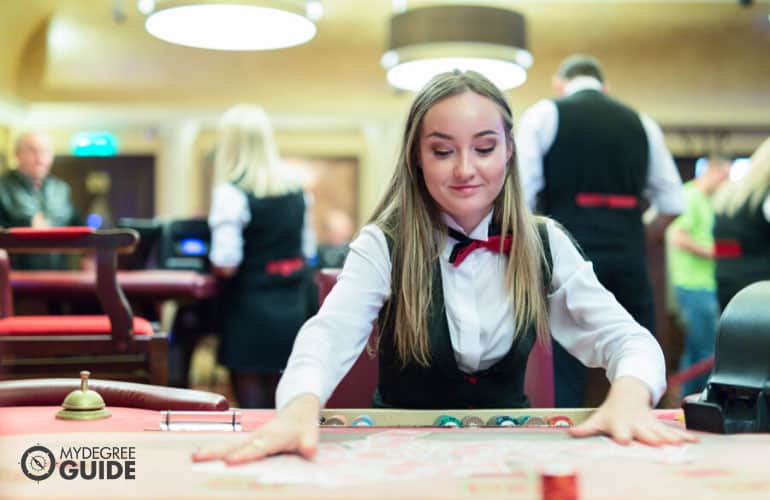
xmin=569 ymin=376 xmax=699 ymax=446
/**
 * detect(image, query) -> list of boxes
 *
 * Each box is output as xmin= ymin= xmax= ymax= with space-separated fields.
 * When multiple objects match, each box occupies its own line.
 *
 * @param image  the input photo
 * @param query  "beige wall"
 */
xmin=1 ymin=1 xmax=769 ymax=223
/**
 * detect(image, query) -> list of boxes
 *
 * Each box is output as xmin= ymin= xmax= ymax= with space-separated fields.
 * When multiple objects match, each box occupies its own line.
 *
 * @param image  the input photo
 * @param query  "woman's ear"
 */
xmin=506 ymin=138 xmax=515 ymax=163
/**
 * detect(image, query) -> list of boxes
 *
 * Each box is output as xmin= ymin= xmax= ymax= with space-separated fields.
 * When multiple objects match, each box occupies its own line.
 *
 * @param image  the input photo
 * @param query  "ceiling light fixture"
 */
xmin=381 ymin=5 xmax=533 ymax=92
xmin=139 ymin=0 xmax=322 ymax=50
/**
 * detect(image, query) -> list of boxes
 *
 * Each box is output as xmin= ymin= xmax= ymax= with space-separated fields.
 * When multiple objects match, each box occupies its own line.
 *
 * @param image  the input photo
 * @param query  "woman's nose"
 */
xmin=453 ymin=151 xmax=474 ymax=178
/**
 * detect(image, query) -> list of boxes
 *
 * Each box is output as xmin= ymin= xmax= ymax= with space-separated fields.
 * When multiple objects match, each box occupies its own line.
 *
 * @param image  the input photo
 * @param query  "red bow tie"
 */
xmin=448 ymin=227 xmax=512 ymax=267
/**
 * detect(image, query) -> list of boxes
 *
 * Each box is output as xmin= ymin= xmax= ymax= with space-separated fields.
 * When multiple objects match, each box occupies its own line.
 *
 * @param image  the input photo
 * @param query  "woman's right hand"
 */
xmin=191 ymin=394 xmax=321 ymax=465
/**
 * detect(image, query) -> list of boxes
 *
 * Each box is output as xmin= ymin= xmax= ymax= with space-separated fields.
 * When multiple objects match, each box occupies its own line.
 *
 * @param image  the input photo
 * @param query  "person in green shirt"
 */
xmin=0 ymin=131 xmax=82 ymax=269
xmin=667 ymin=157 xmax=730 ymax=396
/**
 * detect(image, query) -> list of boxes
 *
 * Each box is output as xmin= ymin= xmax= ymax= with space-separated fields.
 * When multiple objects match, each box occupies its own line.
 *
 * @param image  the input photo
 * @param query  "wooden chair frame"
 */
xmin=0 ymin=229 xmax=168 ymax=385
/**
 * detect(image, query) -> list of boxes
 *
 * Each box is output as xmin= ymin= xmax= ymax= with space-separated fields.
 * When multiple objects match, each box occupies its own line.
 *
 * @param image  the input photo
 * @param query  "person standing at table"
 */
xmin=0 ymin=131 xmax=82 ymax=270
xmin=516 ymin=54 xmax=685 ymax=407
xmin=194 ymin=70 xmax=695 ymax=465
xmin=712 ymin=137 xmax=770 ymax=310
xmin=208 ymin=105 xmax=317 ymax=408
xmin=666 ymin=157 xmax=730 ymax=396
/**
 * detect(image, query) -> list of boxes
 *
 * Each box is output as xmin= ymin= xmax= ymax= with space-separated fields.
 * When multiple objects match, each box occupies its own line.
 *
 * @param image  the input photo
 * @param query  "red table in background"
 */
xmin=1 ymin=406 xmax=769 ymax=499
xmin=10 ymin=270 xmax=217 ymax=302
xmin=9 ymin=270 xmax=218 ymax=387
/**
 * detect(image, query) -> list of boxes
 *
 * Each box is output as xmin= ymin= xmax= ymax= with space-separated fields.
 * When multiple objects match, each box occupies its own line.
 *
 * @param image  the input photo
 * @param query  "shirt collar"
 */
xmin=565 ymin=76 xmax=603 ymax=96
xmin=442 ymin=210 xmax=494 ymax=241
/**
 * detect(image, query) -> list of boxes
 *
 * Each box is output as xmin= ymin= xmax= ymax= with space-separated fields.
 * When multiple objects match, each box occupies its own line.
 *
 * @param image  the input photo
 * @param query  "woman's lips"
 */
xmin=450 ymin=184 xmax=480 ymax=194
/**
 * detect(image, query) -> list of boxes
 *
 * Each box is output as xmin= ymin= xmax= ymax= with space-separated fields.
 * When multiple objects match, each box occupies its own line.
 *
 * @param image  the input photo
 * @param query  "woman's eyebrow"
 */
xmin=424 ymin=129 xmax=500 ymax=139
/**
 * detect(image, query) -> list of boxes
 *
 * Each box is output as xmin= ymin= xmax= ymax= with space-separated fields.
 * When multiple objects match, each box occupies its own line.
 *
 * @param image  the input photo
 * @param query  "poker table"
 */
xmin=10 ymin=270 xmax=217 ymax=302
xmin=1 ymin=406 xmax=769 ymax=499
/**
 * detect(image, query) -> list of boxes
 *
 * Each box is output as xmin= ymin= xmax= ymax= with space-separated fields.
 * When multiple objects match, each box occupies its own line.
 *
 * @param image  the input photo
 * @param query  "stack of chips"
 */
xmin=434 ymin=415 xmax=462 ymax=427
xmin=540 ymin=464 xmax=578 ymax=500
xmin=486 ymin=415 xmax=518 ymax=427
xmin=351 ymin=415 xmax=374 ymax=426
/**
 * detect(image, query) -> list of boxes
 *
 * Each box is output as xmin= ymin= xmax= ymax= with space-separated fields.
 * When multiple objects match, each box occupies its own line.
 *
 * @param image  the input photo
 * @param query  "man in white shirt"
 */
xmin=516 ymin=54 xmax=685 ymax=407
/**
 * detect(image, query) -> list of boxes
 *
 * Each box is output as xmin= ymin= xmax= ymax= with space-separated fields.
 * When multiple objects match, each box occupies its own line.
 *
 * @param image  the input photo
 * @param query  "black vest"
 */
xmin=714 ymin=193 xmax=770 ymax=306
xmin=373 ymin=223 xmax=552 ymax=409
xmin=229 ymin=188 xmax=306 ymax=290
xmin=541 ymin=90 xmax=648 ymax=256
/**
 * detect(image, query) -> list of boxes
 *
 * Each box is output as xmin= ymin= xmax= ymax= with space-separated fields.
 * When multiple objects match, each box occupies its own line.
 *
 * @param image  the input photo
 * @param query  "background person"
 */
xmin=516 ymin=54 xmax=685 ymax=407
xmin=712 ymin=137 xmax=770 ymax=311
xmin=0 ymin=131 xmax=82 ymax=270
xmin=666 ymin=157 xmax=730 ymax=396
xmin=207 ymin=105 xmax=318 ymax=408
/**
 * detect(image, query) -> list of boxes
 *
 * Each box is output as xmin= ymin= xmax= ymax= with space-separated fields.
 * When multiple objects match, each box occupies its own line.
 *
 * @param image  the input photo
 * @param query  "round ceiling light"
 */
xmin=381 ymin=5 xmax=533 ymax=92
xmin=142 ymin=0 xmax=320 ymax=51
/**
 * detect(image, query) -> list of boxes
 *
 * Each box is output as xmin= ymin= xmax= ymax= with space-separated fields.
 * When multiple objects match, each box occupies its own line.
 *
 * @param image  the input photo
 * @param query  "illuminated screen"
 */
xmin=177 ymin=238 xmax=208 ymax=257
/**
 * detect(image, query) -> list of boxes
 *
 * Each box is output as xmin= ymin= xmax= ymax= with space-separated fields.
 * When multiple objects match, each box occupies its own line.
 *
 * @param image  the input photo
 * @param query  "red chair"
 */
xmin=319 ymin=269 xmax=379 ymax=408
xmin=317 ymin=268 xmax=554 ymax=408
xmin=0 ymin=227 xmax=168 ymax=385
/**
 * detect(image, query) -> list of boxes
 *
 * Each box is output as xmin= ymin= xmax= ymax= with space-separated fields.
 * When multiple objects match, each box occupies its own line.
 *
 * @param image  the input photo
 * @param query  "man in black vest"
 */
xmin=516 ymin=54 xmax=685 ymax=407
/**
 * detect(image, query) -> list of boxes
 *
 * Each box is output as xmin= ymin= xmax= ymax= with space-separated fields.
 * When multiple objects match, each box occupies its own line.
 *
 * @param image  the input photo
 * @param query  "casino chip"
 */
xmin=323 ymin=415 xmax=348 ymax=426
xmin=522 ymin=416 xmax=547 ymax=427
xmin=540 ymin=463 xmax=578 ymax=500
xmin=486 ymin=415 xmax=517 ymax=427
xmin=434 ymin=415 xmax=462 ymax=427
xmin=461 ymin=416 xmax=484 ymax=427
xmin=351 ymin=415 xmax=374 ymax=426
xmin=547 ymin=416 xmax=574 ymax=427
xmin=513 ymin=416 xmax=530 ymax=426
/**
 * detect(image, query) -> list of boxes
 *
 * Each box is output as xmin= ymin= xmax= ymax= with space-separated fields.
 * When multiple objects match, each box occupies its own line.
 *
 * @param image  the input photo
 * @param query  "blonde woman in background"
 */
xmin=208 ymin=105 xmax=317 ymax=408
xmin=712 ymin=138 xmax=770 ymax=310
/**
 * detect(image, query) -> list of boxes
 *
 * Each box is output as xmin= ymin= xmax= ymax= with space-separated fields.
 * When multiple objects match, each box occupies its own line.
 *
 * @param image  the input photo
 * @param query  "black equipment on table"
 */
xmin=684 ymin=281 xmax=770 ymax=433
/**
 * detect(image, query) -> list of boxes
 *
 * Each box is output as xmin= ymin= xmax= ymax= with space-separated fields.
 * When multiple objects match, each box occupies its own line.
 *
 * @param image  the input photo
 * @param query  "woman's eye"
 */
xmin=476 ymin=146 xmax=496 ymax=154
xmin=433 ymin=149 xmax=453 ymax=157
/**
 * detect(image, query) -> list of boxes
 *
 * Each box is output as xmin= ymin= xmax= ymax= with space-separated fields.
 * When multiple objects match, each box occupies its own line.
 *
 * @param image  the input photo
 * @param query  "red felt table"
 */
xmin=1 ymin=406 xmax=769 ymax=499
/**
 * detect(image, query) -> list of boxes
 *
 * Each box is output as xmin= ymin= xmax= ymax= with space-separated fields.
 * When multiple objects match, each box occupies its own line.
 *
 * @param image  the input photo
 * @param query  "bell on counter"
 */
xmin=56 ymin=371 xmax=111 ymax=420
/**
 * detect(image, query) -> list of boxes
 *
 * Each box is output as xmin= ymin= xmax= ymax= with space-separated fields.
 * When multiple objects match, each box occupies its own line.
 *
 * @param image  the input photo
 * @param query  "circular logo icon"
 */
xmin=20 ymin=445 xmax=56 ymax=482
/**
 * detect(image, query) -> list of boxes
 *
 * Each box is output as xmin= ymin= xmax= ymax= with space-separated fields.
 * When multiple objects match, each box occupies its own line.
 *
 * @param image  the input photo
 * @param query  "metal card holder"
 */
xmin=159 ymin=410 xmax=242 ymax=431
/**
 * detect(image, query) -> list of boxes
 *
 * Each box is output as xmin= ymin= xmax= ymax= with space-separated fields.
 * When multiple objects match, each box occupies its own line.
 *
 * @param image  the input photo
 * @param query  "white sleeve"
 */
xmin=640 ymin=114 xmax=685 ymax=215
xmin=545 ymin=221 xmax=667 ymax=404
xmin=763 ymin=193 xmax=770 ymax=223
xmin=207 ymin=184 xmax=251 ymax=267
xmin=275 ymin=224 xmax=392 ymax=409
xmin=515 ymin=100 xmax=558 ymax=212
xmin=301 ymin=192 xmax=317 ymax=261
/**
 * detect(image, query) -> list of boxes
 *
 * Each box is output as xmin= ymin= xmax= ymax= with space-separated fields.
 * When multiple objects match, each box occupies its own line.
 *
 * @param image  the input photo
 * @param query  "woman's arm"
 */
xmin=545 ymin=221 xmax=696 ymax=445
xmin=276 ymin=224 xmax=391 ymax=408
xmin=193 ymin=224 xmax=392 ymax=462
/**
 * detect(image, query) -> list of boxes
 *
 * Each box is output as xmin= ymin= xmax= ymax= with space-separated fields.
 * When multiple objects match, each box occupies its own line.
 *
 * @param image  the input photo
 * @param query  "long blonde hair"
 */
xmin=213 ymin=105 xmax=298 ymax=197
xmin=713 ymin=137 xmax=770 ymax=217
xmin=369 ymin=70 xmax=549 ymax=367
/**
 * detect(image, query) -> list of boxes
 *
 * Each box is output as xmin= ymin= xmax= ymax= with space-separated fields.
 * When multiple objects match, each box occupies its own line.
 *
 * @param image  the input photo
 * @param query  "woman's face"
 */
xmin=418 ymin=90 xmax=511 ymax=233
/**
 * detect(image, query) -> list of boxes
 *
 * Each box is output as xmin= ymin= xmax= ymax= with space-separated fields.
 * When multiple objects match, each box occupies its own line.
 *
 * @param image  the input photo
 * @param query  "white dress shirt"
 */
xmin=208 ymin=183 xmax=317 ymax=267
xmin=516 ymin=76 xmax=685 ymax=215
xmin=276 ymin=211 xmax=666 ymax=409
